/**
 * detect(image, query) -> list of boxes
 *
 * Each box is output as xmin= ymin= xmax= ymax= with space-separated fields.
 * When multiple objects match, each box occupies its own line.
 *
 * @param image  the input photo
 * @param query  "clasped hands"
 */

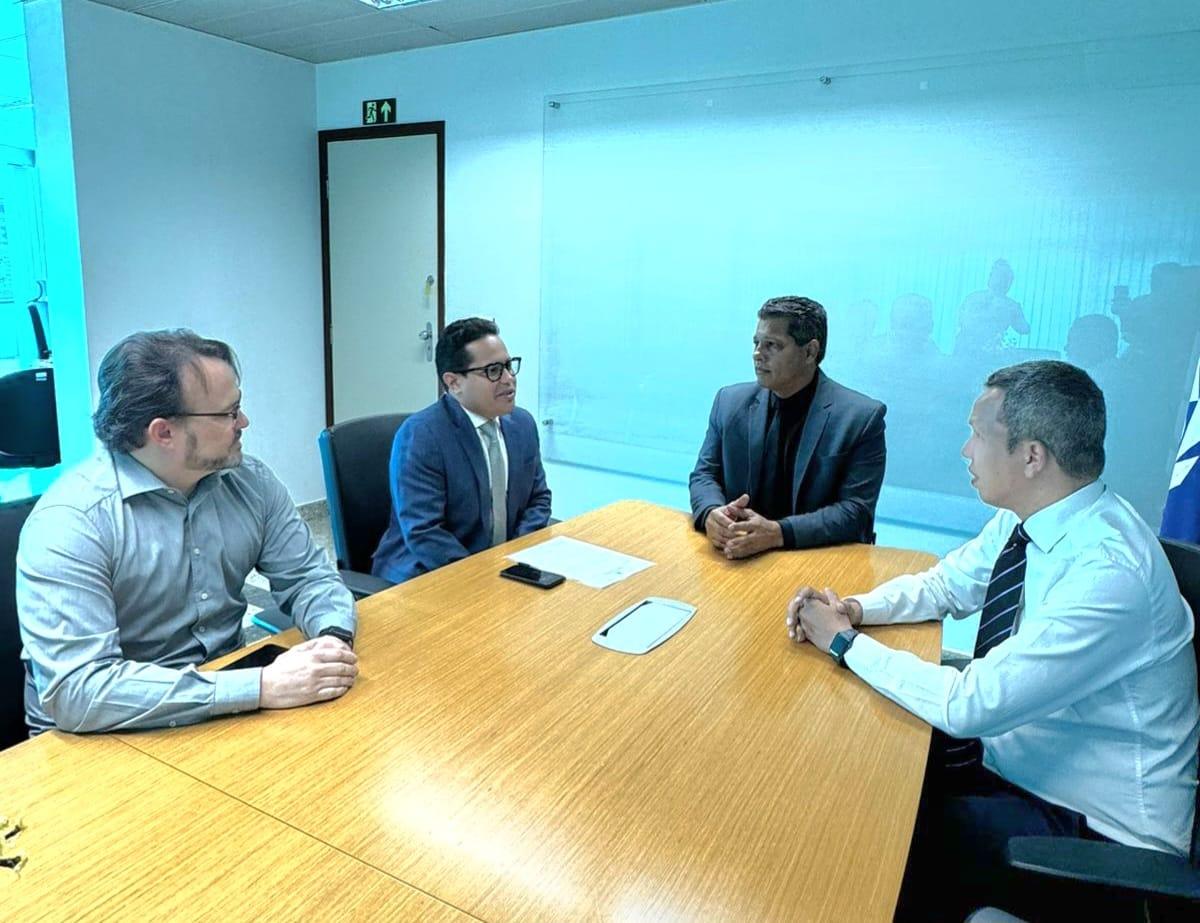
xmin=260 ymin=635 xmax=359 ymax=709
xmin=785 ymin=585 xmax=862 ymax=654
xmin=704 ymin=494 xmax=783 ymax=560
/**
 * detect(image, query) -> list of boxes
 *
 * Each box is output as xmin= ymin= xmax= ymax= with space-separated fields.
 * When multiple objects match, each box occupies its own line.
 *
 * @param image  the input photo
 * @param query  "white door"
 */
xmin=324 ymin=127 xmax=441 ymax=423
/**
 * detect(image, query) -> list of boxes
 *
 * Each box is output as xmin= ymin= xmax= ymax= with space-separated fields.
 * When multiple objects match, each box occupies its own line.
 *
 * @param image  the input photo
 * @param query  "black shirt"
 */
xmin=757 ymin=377 xmax=818 ymax=545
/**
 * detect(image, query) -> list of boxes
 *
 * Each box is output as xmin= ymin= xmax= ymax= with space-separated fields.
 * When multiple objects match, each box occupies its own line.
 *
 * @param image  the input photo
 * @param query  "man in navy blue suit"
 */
xmin=372 ymin=318 xmax=552 ymax=584
xmin=689 ymin=296 xmax=887 ymax=558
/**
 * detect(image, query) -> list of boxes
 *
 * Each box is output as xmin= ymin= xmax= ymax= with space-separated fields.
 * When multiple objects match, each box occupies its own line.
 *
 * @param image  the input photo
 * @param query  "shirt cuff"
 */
xmin=777 ymin=519 xmax=797 ymax=550
xmin=211 ymin=667 xmax=262 ymax=715
xmin=843 ymin=631 xmax=886 ymax=676
xmin=848 ymin=590 xmax=891 ymax=625
xmin=318 ymin=625 xmax=355 ymax=649
xmin=842 ymin=633 xmax=953 ymax=733
xmin=313 ymin=616 xmax=357 ymax=640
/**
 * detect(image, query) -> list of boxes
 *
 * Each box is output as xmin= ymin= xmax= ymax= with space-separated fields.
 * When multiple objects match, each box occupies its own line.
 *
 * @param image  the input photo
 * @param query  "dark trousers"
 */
xmin=894 ymin=730 xmax=1137 ymax=923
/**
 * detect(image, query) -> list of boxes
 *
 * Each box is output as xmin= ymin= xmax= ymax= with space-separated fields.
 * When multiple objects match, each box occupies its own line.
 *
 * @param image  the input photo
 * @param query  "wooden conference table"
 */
xmin=1 ymin=501 xmax=938 ymax=922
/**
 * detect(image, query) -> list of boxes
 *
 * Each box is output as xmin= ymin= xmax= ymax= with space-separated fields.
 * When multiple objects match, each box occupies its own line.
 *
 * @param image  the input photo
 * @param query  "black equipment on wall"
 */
xmin=0 ymin=301 xmax=60 ymax=469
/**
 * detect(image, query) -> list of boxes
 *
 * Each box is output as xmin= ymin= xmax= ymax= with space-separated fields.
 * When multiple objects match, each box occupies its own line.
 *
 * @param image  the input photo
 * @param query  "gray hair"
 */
xmin=93 ymin=329 xmax=240 ymax=453
xmin=985 ymin=360 xmax=1105 ymax=479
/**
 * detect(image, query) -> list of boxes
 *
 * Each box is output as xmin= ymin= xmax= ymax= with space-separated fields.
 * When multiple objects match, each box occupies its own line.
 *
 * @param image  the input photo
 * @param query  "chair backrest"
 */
xmin=1159 ymin=536 xmax=1200 ymax=867
xmin=0 ymin=368 xmax=60 ymax=469
xmin=318 ymin=413 xmax=408 ymax=574
xmin=1 ymin=496 xmax=38 ymax=750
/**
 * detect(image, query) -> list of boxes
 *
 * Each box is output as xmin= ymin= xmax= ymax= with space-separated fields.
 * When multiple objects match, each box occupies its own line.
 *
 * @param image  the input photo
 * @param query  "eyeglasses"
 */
xmin=456 ymin=357 xmax=521 ymax=382
xmin=173 ymin=405 xmax=243 ymax=423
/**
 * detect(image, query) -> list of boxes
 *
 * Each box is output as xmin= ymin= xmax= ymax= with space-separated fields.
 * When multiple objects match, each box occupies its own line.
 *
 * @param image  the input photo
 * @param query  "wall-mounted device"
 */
xmin=0 ymin=300 xmax=60 ymax=469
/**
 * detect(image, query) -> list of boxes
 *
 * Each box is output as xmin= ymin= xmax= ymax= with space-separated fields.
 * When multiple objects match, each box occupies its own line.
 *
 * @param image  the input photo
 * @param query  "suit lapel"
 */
xmin=791 ymin=372 xmax=831 ymax=509
xmin=498 ymin=415 xmax=517 ymax=530
xmin=444 ymin=395 xmax=491 ymax=519
xmin=746 ymin=388 xmax=769 ymax=501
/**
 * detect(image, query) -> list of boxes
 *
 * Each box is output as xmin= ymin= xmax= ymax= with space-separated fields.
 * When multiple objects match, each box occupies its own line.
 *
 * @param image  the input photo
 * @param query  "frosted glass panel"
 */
xmin=540 ymin=35 xmax=1200 ymax=535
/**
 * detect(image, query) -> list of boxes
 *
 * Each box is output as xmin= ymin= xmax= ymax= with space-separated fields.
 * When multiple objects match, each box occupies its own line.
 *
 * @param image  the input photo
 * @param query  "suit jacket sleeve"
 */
xmin=515 ymin=416 xmax=552 ymax=535
xmin=779 ymin=402 xmax=887 ymax=548
xmin=392 ymin=419 xmax=473 ymax=572
xmin=688 ymin=391 xmax=729 ymax=529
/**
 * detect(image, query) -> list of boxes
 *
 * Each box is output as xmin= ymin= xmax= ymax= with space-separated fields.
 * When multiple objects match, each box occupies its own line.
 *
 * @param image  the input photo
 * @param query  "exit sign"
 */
xmin=362 ymin=98 xmax=396 ymax=125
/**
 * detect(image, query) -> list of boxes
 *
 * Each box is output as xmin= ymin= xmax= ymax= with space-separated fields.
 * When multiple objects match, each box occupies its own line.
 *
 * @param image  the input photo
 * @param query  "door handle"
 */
xmin=418 ymin=321 xmax=433 ymax=361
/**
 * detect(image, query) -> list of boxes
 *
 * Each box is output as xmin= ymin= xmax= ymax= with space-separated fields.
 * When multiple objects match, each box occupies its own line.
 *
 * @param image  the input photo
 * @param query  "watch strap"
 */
xmin=318 ymin=626 xmax=355 ymax=649
xmin=829 ymin=628 xmax=860 ymax=668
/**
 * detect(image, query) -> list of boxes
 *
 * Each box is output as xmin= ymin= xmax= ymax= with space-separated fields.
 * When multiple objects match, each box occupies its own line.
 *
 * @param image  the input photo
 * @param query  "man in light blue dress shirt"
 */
xmin=17 ymin=330 xmax=359 ymax=735
xmin=787 ymin=360 xmax=1199 ymax=921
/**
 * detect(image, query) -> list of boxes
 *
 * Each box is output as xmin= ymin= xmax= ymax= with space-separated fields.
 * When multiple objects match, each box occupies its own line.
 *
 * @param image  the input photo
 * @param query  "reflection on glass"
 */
xmin=541 ymin=36 xmax=1200 ymax=540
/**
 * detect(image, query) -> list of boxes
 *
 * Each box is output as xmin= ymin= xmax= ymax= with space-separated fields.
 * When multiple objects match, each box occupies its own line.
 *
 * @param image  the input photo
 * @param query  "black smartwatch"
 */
xmin=828 ymin=629 xmax=860 ymax=668
xmin=318 ymin=626 xmax=355 ymax=649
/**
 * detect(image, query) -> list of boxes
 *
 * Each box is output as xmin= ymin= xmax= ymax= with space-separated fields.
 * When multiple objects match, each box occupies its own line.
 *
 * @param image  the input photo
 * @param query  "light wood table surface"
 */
xmin=122 ymin=500 xmax=939 ymax=923
xmin=0 ymin=732 xmax=480 ymax=921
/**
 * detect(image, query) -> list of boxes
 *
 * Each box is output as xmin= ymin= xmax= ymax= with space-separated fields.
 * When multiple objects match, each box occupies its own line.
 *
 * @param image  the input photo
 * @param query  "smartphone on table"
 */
xmin=499 ymin=562 xmax=565 ymax=589
xmin=219 ymin=643 xmax=288 ymax=670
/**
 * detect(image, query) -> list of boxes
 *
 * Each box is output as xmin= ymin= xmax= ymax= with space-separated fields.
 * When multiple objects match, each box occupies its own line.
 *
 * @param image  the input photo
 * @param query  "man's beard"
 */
xmin=184 ymin=430 xmax=242 ymax=473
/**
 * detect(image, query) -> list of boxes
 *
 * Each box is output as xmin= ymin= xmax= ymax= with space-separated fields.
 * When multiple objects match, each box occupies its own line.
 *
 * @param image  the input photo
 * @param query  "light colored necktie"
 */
xmin=481 ymin=420 xmax=507 ymax=546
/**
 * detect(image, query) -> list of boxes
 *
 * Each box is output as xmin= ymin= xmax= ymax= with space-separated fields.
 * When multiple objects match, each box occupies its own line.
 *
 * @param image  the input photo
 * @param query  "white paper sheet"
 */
xmin=506 ymin=536 xmax=654 ymax=589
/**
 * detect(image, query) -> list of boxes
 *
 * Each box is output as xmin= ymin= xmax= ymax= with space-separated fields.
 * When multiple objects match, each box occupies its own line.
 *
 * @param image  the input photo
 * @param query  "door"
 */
xmin=320 ymin=122 xmax=444 ymax=424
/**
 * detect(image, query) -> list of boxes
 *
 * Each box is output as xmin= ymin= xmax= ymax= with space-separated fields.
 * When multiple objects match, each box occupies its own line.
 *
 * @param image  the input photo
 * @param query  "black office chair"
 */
xmin=0 ymin=367 xmax=60 ymax=469
xmin=317 ymin=413 xmax=408 ymax=599
xmin=1 ymin=496 xmax=38 ymax=751
xmin=991 ymin=537 xmax=1200 ymax=922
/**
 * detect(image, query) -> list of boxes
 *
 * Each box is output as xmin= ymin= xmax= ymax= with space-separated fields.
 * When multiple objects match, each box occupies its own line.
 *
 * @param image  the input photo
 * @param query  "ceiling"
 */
xmin=90 ymin=0 xmax=715 ymax=64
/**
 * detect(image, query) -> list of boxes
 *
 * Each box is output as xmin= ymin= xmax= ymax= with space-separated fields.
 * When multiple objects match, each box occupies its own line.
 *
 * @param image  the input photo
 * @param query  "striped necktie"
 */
xmin=942 ymin=522 xmax=1032 ymax=771
xmin=973 ymin=522 xmax=1032 ymax=657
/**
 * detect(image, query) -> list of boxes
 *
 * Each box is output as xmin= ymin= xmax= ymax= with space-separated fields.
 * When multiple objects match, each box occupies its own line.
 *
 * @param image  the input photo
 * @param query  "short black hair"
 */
xmin=757 ymin=296 xmax=827 ymax=363
xmin=985 ymin=360 xmax=1106 ymax=479
xmin=93 ymin=329 xmax=239 ymax=453
xmin=436 ymin=317 xmax=499 ymax=378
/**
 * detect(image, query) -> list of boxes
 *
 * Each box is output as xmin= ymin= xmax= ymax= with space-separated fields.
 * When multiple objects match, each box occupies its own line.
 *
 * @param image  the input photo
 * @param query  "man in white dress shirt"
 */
xmin=787 ymin=359 xmax=1199 ymax=922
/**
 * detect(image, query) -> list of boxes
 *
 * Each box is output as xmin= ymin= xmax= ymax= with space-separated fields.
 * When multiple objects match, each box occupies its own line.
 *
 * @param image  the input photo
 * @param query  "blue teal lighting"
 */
xmin=540 ymin=35 xmax=1200 ymax=556
xmin=0 ymin=4 xmax=89 ymax=502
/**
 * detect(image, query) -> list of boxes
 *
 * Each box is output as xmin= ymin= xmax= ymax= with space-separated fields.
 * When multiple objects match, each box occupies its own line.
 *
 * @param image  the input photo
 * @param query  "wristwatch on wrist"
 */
xmin=318 ymin=626 xmax=355 ymax=649
xmin=828 ymin=628 xmax=860 ymax=668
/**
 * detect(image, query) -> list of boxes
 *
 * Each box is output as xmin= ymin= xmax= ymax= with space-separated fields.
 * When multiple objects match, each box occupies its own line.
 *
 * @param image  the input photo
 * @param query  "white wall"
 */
xmin=315 ymin=0 xmax=1200 ymax=521
xmin=58 ymin=0 xmax=326 ymax=501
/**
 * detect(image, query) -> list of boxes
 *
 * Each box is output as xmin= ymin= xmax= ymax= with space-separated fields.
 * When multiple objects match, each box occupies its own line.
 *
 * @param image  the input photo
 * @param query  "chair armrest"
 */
xmin=250 ymin=608 xmax=292 ymax=634
xmin=1007 ymin=836 xmax=1200 ymax=901
xmin=338 ymin=569 xmax=394 ymax=599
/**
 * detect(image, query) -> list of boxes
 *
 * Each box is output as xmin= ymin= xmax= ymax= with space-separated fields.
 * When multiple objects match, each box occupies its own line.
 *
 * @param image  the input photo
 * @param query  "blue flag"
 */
xmin=1161 ymin=358 xmax=1200 ymax=542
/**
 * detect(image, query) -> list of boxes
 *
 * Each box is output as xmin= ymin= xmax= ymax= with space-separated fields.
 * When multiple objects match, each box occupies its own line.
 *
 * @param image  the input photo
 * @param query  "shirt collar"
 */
xmin=112 ymin=449 xmax=228 ymax=501
xmin=458 ymin=401 xmax=497 ymax=432
xmin=767 ymin=370 xmax=821 ymax=412
xmin=1022 ymin=479 xmax=1106 ymax=554
xmin=112 ymin=450 xmax=176 ymax=499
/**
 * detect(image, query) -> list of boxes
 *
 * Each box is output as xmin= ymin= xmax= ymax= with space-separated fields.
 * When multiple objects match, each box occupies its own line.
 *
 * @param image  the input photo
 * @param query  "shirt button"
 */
xmin=169 ymin=721 xmax=177 ymax=728
xmin=193 ymin=548 xmax=201 ymax=555
xmin=198 ymin=626 xmax=206 ymax=634
xmin=200 ymin=592 xmax=209 ymax=600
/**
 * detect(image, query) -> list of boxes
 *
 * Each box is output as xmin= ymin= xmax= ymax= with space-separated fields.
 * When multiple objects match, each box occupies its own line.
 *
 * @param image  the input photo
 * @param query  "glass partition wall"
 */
xmin=540 ymin=34 xmax=1200 ymax=548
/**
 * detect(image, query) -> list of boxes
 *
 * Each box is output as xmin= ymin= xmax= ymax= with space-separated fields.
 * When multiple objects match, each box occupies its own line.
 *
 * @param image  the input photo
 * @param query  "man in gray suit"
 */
xmin=689 ymin=296 xmax=887 ymax=558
